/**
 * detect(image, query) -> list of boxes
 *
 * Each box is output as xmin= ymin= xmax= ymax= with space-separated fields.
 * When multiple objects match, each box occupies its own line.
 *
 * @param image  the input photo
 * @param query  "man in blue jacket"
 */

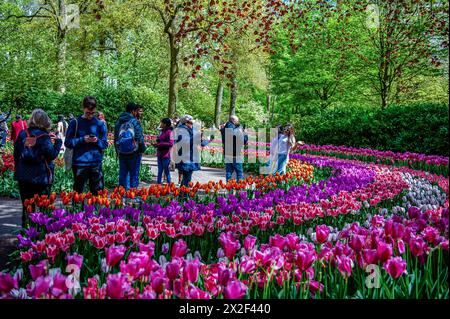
xmin=113 ymin=102 xmax=146 ymax=190
xmin=220 ymin=115 xmax=248 ymax=182
xmin=65 ymin=96 xmax=108 ymax=195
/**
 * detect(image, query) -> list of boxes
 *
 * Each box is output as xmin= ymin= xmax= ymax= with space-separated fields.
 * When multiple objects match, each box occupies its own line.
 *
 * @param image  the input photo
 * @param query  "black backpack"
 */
xmin=20 ymin=129 xmax=47 ymax=164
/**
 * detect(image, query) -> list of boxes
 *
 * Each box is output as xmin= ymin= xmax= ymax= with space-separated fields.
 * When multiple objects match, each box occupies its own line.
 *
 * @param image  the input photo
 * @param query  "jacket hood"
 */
xmin=118 ymin=112 xmax=135 ymax=124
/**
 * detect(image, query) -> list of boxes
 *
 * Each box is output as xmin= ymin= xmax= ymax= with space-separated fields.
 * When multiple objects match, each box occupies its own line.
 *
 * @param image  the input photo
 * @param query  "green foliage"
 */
xmin=296 ymin=103 xmax=449 ymax=156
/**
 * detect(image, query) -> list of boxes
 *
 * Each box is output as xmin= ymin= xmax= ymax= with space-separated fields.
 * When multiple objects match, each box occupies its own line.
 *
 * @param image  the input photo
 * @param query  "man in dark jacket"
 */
xmin=173 ymin=115 xmax=210 ymax=187
xmin=114 ymin=102 xmax=146 ymax=190
xmin=65 ymin=96 xmax=108 ymax=195
xmin=220 ymin=115 xmax=248 ymax=182
xmin=14 ymin=109 xmax=62 ymax=226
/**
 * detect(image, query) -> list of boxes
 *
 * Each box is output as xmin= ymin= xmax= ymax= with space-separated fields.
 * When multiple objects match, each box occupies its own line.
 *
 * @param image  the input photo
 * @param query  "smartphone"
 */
xmin=89 ymin=134 xmax=96 ymax=138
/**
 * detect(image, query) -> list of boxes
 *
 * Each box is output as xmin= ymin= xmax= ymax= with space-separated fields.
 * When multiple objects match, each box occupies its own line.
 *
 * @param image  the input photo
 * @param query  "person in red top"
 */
xmin=11 ymin=114 xmax=28 ymax=143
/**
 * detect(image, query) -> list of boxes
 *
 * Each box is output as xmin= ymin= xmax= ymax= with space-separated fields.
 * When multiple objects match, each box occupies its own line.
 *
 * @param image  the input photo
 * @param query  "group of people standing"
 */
xmin=5 ymin=96 xmax=301 ymax=226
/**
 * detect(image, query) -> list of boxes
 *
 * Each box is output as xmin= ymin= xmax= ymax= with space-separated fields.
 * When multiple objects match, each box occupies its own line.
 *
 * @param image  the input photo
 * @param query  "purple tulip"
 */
xmin=66 ymin=253 xmax=83 ymax=269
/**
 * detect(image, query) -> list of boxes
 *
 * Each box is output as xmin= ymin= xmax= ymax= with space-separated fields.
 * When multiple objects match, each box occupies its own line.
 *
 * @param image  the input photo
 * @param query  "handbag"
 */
xmin=64 ymin=119 xmax=78 ymax=171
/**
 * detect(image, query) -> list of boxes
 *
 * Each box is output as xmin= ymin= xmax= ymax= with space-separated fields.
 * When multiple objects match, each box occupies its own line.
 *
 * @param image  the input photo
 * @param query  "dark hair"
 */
xmin=126 ymin=102 xmax=143 ymax=113
xmin=57 ymin=115 xmax=64 ymax=122
xmin=16 ymin=114 xmax=21 ymax=120
xmin=161 ymin=117 xmax=172 ymax=128
xmin=83 ymin=96 xmax=97 ymax=110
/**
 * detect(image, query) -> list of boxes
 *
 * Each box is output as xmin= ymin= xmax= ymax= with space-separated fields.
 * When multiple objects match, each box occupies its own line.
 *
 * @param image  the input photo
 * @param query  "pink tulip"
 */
xmin=349 ymin=235 xmax=365 ymax=252
xmin=29 ymin=260 xmax=48 ymax=281
xmin=362 ymin=249 xmax=378 ymax=265
xmin=166 ymin=260 xmax=181 ymax=280
xmin=244 ymin=235 xmax=257 ymax=251
xmin=33 ymin=276 xmax=51 ymax=298
xmin=183 ymin=260 xmax=200 ymax=283
xmin=138 ymin=241 xmax=155 ymax=258
xmin=269 ymin=234 xmax=286 ymax=249
xmin=105 ymin=245 xmax=126 ymax=267
xmin=66 ymin=253 xmax=83 ymax=269
xmin=397 ymin=239 xmax=406 ymax=254
xmin=239 ymin=258 xmax=256 ymax=274
xmin=171 ymin=239 xmax=188 ymax=258
xmin=223 ymin=280 xmax=247 ymax=299
xmin=218 ymin=267 xmax=231 ymax=286
xmin=309 ymin=280 xmax=324 ymax=296
xmin=106 ymin=273 xmax=129 ymax=299
xmin=218 ymin=232 xmax=241 ymax=260
xmin=188 ymin=286 xmax=210 ymax=299
xmin=295 ymin=250 xmax=316 ymax=271
xmin=336 ymin=255 xmax=353 ymax=278
xmin=422 ymin=227 xmax=439 ymax=244
xmin=151 ymin=275 xmax=166 ymax=295
xmin=409 ymin=237 xmax=426 ymax=257
xmin=376 ymin=242 xmax=392 ymax=263
xmin=316 ymin=225 xmax=330 ymax=244
xmin=51 ymin=272 xmax=68 ymax=296
xmin=0 ymin=272 xmax=16 ymax=294
xmin=384 ymin=257 xmax=407 ymax=279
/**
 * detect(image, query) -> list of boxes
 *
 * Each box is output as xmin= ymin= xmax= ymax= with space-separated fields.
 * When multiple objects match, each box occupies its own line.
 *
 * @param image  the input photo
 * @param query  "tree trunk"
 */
xmin=168 ymin=33 xmax=179 ymax=117
xmin=266 ymin=94 xmax=271 ymax=113
xmin=229 ymin=75 xmax=237 ymax=116
xmin=56 ymin=29 xmax=67 ymax=93
xmin=214 ymin=80 xmax=224 ymax=128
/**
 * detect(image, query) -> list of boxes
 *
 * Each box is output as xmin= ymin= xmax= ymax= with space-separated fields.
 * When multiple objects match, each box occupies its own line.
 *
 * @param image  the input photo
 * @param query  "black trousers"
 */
xmin=18 ymin=182 xmax=51 ymax=227
xmin=72 ymin=164 xmax=104 ymax=195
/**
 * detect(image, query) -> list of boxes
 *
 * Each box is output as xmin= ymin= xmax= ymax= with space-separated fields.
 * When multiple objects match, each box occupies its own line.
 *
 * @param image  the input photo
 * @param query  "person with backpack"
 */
xmin=153 ymin=118 xmax=174 ymax=184
xmin=173 ymin=115 xmax=211 ymax=188
xmin=114 ymin=102 xmax=146 ymax=190
xmin=11 ymin=114 xmax=28 ymax=143
xmin=13 ymin=109 xmax=62 ymax=226
xmin=0 ymin=108 xmax=11 ymax=148
xmin=220 ymin=115 xmax=248 ymax=182
xmin=65 ymin=96 xmax=108 ymax=195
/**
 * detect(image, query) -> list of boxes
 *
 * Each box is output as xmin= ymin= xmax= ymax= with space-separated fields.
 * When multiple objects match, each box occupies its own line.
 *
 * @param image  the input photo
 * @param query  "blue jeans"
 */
xmin=0 ymin=130 xmax=6 ymax=147
xmin=275 ymin=153 xmax=288 ymax=175
xmin=157 ymin=157 xmax=171 ymax=184
xmin=180 ymin=170 xmax=193 ymax=187
xmin=119 ymin=154 xmax=142 ymax=190
xmin=225 ymin=162 xmax=244 ymax=182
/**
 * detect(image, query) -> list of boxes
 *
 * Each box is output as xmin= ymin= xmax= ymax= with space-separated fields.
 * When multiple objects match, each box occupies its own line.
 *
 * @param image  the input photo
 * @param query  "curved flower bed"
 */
xmin=298 ymin=144 xmax=449 ymax=176
xmin=0 ymin=152 xmax=448 ymax=299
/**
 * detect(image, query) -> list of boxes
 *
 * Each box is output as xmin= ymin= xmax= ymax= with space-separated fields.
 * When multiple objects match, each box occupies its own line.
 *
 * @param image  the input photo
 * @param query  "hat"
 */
xmin=181 ymin=115 xmax=193 ymax=124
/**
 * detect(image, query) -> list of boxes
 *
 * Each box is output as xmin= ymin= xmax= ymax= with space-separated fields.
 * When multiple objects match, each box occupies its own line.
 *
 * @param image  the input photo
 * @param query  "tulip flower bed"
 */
xmin=298 ymin=144 xmax=449 ymax=176
xmin=0 ymin=153 xmax=448 ymax=299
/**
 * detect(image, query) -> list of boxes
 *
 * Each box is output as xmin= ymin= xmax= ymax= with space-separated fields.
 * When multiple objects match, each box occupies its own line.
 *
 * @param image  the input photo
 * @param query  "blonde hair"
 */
xmin=28 ymin=109 xmax=52 ymax=131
